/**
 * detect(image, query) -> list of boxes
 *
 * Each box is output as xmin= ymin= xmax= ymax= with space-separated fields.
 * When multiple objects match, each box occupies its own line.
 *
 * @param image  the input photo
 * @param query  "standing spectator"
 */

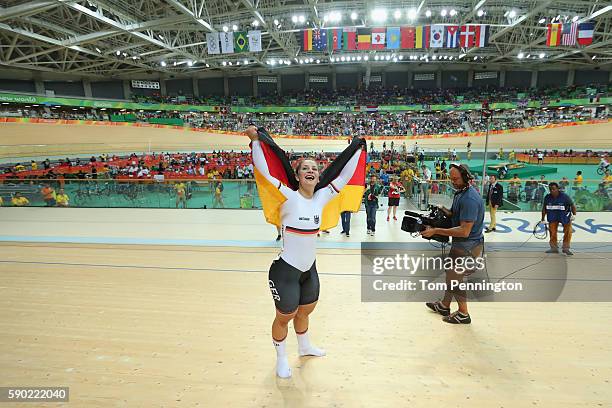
xmin=175 ymin=181 xmax=187 ymax=208
xmin=340 ymin=211 xmax=352 ymax=237
xmin=41 ymin=184 xmax=56 ymax=206
xmin=573 ymin=171 xmax=583 ymax=189
xmin=213 ymin=179 xmax=225 ymax=208
xmin=400 ymin=166 xmax=415 ymax=199
xmin=31 ymin=160 xmax=38 ymax=171
xmin=365 ymin=175 xmax=383 ymax=236
xmin=485 ymin=175 xmax=503 ymax=233
xmin=537 ymin=151 xmax=544 ymax=165
xmin=559 ymin=176 xmax=570 ymax=192
xmin=387 ymin=176 xmax=404 ymax=221
xmin=419 ymin=164 xmax=432 ymax=207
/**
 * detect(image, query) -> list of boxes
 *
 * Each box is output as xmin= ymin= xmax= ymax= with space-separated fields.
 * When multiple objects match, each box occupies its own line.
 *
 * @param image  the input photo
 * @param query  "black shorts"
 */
xmin=388 ymin=197 xmax=400 ymax=206
xmin=268 ymin=257 xmax=320 ymax=314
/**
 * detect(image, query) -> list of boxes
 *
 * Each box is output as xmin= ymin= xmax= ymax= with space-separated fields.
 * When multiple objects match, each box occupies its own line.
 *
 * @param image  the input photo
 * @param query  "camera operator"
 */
xmin=421 ymin=164 xmax=485 ymax=324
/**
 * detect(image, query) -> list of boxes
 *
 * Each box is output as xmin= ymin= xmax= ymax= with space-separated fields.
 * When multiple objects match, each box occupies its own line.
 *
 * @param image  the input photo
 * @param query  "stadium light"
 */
xmin=357 ymin=56 xmax=362 ymax=61
xmin=116 ymin=50 xmax=121 ymax=56
xmin=399 ymin=55 xmax=404 ymax=60
xmin=477 ymin=9 xmax=485 ymax=17
xmin=374 ymin=55 xmax=379 ymax=61
xmin=95 ymin=47 xmax=102 ymax=53
xmin=158 ymin=35 xmax=164 ymax=40
xmin=517 ymin=52 xmax=524 ymax=59
xmin=408 ymin=8 xmax=417 ymax=20
xmin=371 ymin=8 xmax=387 ymax=22
xmin=187 ymin=60 xmax=193 ymax=66
xmin=160 ymin=61 xmax=167 ymax=66
xmin=441 ymin=9 xmax=447 ymax=17
xmin=425 ymin=10 xmax=432 ymax=18
xmin=526 ymin=54 xmax=531 ymax=58
xmin=508 ymin=10 xmax=517 ymax=18
xmin=298 ymin=15 xmax=305 ymax=23
xmin=232 ymin=24 xmax=238 ymax=31
xmin=572 ymin=16 xmax=579 ymax=22
xmin=329 ymin=11 xmax=341 ymax=22
xmin=228 ymin=61 xmax=232 ymax=65
xmin=393 ymin=57 xmax=398 ymax=62
xmin=394 ymin=10 xmax=401 ymax=19
xmin=539 ymin=53 xmax=545 ymax=59
xmin=458 ymin=53 xmax=466 ymax=59
xmin=473 ymin=56 xmax=478 ymax=60
xmin=432 ymin=55 xmax=437 ymax=60
xmin=364 ymin=55 xmax=369 ymax=61
xmin=385 ymin=55 xmax=391 ymax=61
xmin=252 ymin=20 xmax=259 ymax=26
xmin=350 ymin=12 xmax=358 ymax=20
xmin=223 ymin=25 xmax=229 ymax=32
xmin=205 ymin=64 xmax=210 ymax=67
xmin=450 ymin=9 xmax=457 ymax=17
xmin=244 ymin=59 xmax=249 ymax=64
xmin=538 ymin=17 xmax=546 ymax=23
xmin=292 ymin=15 xmax=298 ymax=23
xmin=316 ymin=59 xmax=320 ymax=64
xmin=341 ymin=56 xmax=346 ymax=61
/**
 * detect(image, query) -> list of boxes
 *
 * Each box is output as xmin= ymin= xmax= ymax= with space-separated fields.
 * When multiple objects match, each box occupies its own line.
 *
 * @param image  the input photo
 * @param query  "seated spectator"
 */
xmin=55 ymin=189 xmax=70 ymax=207
xmin=11 ymin=192 xmax=29 ymax=206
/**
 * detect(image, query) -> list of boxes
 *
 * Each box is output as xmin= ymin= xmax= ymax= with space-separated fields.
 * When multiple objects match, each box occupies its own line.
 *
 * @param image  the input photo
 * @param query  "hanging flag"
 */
xmin=371 ymin=27 xmax=386 ymax=49
xmin=460 ymin=25 xmax=476 ymax=48
xmin=577 ymin=22 xmax=594 ymax=46
xmin=206 ymin=32 xmax=220 ymax=54
xmin=220 ymin=31 xmax=234 ymax=53
xmin=546 ymin=23 xmax=562 ymax=47
xmin=327 ymin=28 xmax=343 ymax=50
xmin=561 ymin=23 xmax=578 ymax=46
xmin=400 ymin=26 xmax=415 ymax=49
xmin=248 ymin=30 xmax=262 ymax=52
xmin=415 ymin=26 xmax=430 ymax=49
xmin=445 ymin=25 xmax=459 ymax=48
xmin=430 ymin=25 xmax=444 ymax=48
xmin=357 ymin=28 xmax=371 ymax=50
xmin=343 ymin=27 xmax=357 ymax=50
xmin=303 ymin=29 xmax=313 ymax=51
xmin=234 ymin=31 xmax=248 ymax=52
xmin=313 ymin=29 xmax=327 ymax=51
xmin=387 ymin=27 xmax=400 ymax=49
xmin=474 ymin=25 xmax=490 ymax=47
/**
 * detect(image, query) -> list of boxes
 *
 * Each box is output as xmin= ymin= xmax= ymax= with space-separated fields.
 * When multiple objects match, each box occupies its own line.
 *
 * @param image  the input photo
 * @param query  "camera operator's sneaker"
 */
xmin=426 ymin=301 xmax=450 ymax=316
xmin=443 ymin=311 xmax=471 ymax=324
xmin=546 ymin=248 xmax=559 ymax=254
xmin=562 ymin=249 xmax=574 ymax=256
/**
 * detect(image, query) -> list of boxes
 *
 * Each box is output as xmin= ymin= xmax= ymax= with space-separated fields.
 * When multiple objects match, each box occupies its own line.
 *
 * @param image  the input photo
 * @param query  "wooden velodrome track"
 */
xmin=0 ymin=120 xmax=611 ymax=159
xmin=1 ymin=121 xmax=612 ymax=407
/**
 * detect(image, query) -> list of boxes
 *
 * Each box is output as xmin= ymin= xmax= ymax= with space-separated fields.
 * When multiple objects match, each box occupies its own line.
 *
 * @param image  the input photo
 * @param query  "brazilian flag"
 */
xmin=234 ymin=31 xmax=248 ymax=52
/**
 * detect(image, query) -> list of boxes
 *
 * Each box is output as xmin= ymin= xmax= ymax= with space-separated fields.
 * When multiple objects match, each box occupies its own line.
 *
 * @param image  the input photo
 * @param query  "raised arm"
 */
xmin=329 ymin=148 xmax=362 ymax=192
xmin=247 ymin=127 xmax=293 ymax=197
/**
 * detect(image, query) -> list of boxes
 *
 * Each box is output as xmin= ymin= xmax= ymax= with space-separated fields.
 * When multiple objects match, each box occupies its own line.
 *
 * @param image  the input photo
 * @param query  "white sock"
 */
xmin=296 ymin=331 xmax=326 ymax=357
xmin=273 ymin=338 xmax=291 ymax=378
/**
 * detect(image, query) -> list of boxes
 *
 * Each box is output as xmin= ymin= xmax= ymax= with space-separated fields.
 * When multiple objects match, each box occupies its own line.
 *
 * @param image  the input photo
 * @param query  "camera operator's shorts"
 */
xmin=450 ymin=238 xmax=484 ymax=276
xmin=268 ymin=257 xmax=320 ymax=314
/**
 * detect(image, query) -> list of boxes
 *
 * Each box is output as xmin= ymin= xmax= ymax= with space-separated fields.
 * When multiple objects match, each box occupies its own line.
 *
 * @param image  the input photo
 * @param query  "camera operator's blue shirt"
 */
xmin=451 ymin=186 xmax=485 ymax=241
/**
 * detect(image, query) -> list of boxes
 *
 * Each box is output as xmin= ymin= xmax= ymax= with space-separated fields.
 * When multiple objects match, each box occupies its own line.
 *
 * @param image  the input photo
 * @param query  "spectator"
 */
xmin=41 ymin=184 xmax=56 ymax=206
xmin=55 ymin=189 xmax=70 ymax=207
xmin=11 ymin=192 xmax=29 ymax=206
xmin=485 ymin=175 xmax=503 ymax=233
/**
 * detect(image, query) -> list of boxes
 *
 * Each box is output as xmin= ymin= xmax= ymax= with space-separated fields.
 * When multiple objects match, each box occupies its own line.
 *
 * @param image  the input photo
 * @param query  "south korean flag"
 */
xmin=430 ymin=25 xmax=444 ymax=48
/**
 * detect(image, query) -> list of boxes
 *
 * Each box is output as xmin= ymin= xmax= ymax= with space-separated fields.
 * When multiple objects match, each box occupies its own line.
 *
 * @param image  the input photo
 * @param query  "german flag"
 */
xmin=303 ymin=29 xmax=313 ymax=51
xmin=252 ymin=128 xmax=366 ymax=230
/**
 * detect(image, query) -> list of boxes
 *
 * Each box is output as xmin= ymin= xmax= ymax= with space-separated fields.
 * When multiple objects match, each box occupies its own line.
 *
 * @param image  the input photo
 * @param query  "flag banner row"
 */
xmin=206 ymin=30 xmax=262 ymax=54
xmin=302 ymin=25 xmax=490 ymax=51
xmin=546 ymin=22 xmax=594 ymax=47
